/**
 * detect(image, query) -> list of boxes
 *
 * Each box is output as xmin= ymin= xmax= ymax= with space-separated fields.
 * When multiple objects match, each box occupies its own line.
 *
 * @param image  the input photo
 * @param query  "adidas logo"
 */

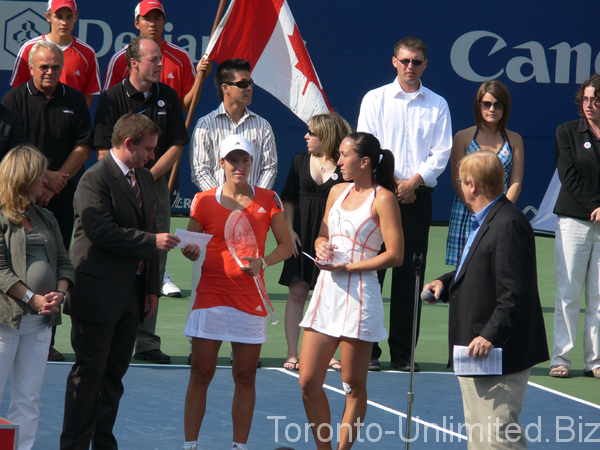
xmin=167 ymin=73 xmax=174 ymax=78
xmin=255 ymin=305 xmax=263 ymax=311
xmin=257 ymin=207 xmax=266 ymax=213
xmin=74 ymin=70 xmax=80 ymax=76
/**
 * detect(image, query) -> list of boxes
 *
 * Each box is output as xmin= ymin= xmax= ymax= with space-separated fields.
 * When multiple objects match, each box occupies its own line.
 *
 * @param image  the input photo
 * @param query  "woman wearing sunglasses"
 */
xmin=279 ymin=112 xmax=352 ymax=372
xmin=445 ymin=80 xmax=524 ymax=266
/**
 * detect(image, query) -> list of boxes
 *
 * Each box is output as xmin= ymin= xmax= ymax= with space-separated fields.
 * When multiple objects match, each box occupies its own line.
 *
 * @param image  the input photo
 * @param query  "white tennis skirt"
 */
xmin=184 ymin=306 xmax=267 ymax=344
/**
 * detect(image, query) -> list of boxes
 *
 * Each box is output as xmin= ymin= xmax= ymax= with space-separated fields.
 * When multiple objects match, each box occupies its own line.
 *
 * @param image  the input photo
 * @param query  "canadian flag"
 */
xmin=205 ymin=0 xmax=332 ymax=124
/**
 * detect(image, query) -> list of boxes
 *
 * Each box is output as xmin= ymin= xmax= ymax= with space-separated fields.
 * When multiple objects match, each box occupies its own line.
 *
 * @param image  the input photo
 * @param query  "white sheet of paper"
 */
xmin=302 ymin=251 xmax=333 ymax=266
xmin=302 ymin=249 xmax=350 ymax=265
xmin=453 ymin=345 xmax=502 ymax=376
xmin=175 ymin=228 xmax=212 ymax=250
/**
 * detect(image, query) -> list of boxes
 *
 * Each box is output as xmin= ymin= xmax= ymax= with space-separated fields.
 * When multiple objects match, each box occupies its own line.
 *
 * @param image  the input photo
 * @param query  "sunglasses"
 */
xmin=223 ymin=79 xmax=254 ymax=89
xmin=32 ymin=63 xmax=62 ymax=73
xmin=480 ymin=101 xmax=504 ymax=110
xmin=307 ymin=129 xmax=317 ymax=137
xmin=396 ymin=58 xmax=424 ymax=67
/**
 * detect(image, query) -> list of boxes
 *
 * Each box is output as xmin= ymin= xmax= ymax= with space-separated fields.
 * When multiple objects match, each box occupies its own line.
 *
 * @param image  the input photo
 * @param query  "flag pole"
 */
xmin=168 ymin=0 xmax=229 ymax=195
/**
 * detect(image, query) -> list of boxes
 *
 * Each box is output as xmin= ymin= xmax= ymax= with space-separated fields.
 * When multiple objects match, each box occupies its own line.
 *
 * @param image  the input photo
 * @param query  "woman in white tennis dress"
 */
xmin=299 ymin=132 xmax=404 ymax=450
xmin=300 ymin=183 xmax=388 ymax=341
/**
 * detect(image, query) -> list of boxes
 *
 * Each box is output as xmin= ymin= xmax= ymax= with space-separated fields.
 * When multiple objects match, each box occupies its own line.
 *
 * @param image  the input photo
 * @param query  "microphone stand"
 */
xmin=405 ymin=253 xmax=423 ymax=449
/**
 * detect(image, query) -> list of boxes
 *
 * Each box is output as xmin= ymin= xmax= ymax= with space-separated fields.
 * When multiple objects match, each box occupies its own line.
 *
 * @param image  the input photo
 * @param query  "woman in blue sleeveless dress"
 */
xmin=446 ymin=80 xmax=525 ymax=266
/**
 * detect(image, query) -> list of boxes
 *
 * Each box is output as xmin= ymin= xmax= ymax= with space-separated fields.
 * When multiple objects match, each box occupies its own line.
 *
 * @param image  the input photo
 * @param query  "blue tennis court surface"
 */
xmin=2 ymin=363 xmax=599 ymax=448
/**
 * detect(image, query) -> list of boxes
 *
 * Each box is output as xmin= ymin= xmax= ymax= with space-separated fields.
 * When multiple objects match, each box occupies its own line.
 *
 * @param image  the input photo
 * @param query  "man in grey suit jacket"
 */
xmin=424 ymin=150 xmax=548 ymax=449
xmin=60 ymin=113 xmax=181 ymax=450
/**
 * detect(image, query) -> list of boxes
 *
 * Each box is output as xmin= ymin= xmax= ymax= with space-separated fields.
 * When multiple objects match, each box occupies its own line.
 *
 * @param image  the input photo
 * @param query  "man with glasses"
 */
xmin=2 ymin=40 xmax=91 ymax=254
xmin=10 ymin=0 xmax=101 ymax=109
xmin=4 ymin=39 xmax=92 ymax=363
xmin=423 ymin=150 xmax=548 ymax=448
xmin=93 ymin=36 xmax=189 ymax=365
xmin=357 ymin=36 xmax=452 ymax=372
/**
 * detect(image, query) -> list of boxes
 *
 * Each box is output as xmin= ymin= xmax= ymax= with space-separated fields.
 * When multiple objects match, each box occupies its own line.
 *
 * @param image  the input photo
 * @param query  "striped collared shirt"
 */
xmin=190 ymin=103 xmax=278 ymax=191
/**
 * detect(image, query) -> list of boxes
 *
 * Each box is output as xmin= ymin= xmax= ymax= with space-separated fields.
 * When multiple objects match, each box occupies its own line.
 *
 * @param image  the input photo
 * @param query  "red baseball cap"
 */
xmin=47 ymin=0 xmax=77 ymax=12
xmin=135 ymin=0 xmax=165 ymax=18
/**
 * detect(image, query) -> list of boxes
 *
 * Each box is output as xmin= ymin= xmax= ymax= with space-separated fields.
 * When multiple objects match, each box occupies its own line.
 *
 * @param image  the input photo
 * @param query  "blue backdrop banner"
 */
xmin=0 ymin=0 xmax=596 ymax=225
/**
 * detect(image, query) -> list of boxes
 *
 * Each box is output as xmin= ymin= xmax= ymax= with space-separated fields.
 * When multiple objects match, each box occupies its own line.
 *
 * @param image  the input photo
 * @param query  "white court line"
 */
xmin=352 ymin=369 xmax=600 ymax=410
xmin=274 ymin=367 xmax=467 ymax=441
xmin=127 ymin=365 xmax=600 ymax=412
xmin=528 ymin=381 xmax=600 ymax=410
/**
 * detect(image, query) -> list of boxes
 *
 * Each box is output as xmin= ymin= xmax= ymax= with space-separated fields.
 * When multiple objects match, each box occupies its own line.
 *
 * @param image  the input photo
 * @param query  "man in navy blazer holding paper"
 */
xmin=60 ymin=113 xmax=181 ymax=449
xmin=424 ymin=150 xmax=548 ymax=449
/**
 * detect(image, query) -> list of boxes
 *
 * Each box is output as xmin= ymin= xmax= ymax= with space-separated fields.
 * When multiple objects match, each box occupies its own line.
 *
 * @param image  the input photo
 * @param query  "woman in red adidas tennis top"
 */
xmin=181 ymin=134 xmax=291 ymax=450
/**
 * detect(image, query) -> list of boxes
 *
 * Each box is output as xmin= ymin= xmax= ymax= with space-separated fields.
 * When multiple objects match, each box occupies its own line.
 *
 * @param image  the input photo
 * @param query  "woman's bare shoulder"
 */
xmin=505 ymin=129 xmax=524 ymax=146
xmin=329 ymin=182 xmax=350 ymax=196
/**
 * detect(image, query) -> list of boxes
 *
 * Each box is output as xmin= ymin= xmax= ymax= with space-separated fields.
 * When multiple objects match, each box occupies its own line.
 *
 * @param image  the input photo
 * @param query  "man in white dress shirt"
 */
xmin=357 ymin=36 xmax=452 ymax=372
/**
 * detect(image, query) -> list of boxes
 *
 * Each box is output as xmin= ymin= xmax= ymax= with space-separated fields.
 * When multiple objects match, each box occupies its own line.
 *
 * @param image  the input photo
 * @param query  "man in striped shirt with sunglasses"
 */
xmin=190 ymin=58 xmax=278 ymax=191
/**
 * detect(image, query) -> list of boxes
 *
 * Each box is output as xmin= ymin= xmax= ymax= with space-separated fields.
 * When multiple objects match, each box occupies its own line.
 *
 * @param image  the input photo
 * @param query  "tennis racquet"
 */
xmin=224 ymin=209 xmax=278 ymax=324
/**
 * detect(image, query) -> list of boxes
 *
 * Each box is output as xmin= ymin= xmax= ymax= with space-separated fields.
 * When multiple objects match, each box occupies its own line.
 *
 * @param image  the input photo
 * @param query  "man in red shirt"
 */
xmin=10 ymin=0 xmax=101 ymax=109
xmin=104 ymin=0 xmax=210 ymax=113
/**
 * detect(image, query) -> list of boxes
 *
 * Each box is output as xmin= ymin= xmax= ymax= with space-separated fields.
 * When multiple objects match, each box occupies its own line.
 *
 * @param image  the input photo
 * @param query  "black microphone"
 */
xmin=421 ymin=290 xmax=435 ymax=302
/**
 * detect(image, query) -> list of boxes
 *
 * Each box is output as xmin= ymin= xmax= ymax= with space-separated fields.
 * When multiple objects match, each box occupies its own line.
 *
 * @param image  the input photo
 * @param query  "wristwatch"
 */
xmin=22 ymin=289 xmax=34 ymax=304
xmin=57 ymin=289 xmax=68 ymax=303
xmin=260 ymin=257 xmax=267 ymax=270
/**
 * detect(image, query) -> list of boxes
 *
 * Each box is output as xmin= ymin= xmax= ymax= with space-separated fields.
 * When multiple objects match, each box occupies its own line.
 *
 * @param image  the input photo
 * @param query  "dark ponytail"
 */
xmin=346 ymin=132 xmax=396 ymax=193
xmin=375 ymin=149 xmax=396 ymax=193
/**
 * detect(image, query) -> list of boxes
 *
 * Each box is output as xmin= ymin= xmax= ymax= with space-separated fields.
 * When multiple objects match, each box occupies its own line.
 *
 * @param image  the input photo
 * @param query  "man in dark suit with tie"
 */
xmin=60 ymin=113 xmax=181 ymax=449
xmin=424 ymin=150 xmax=548 ymax=448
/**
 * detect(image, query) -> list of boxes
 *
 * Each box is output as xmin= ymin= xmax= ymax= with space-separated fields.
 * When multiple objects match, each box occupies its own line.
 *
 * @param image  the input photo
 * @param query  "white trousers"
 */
xmin=553 ymin=217 xmax=600 ymax=371
xmin=0 ymin=315 xmax=51 ymax=450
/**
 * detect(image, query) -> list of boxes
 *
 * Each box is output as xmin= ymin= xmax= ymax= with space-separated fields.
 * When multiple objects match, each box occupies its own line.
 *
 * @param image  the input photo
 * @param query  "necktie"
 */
xmin=126 ymin=169 xmax=142 ymax=209
xmin=126 ymin=169 xmax=145 ymax=273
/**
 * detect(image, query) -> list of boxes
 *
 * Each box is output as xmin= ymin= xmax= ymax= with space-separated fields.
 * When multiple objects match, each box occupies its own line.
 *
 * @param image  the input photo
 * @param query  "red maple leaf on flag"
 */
xmin=288 ymin=23 xmax=331 ymax=108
